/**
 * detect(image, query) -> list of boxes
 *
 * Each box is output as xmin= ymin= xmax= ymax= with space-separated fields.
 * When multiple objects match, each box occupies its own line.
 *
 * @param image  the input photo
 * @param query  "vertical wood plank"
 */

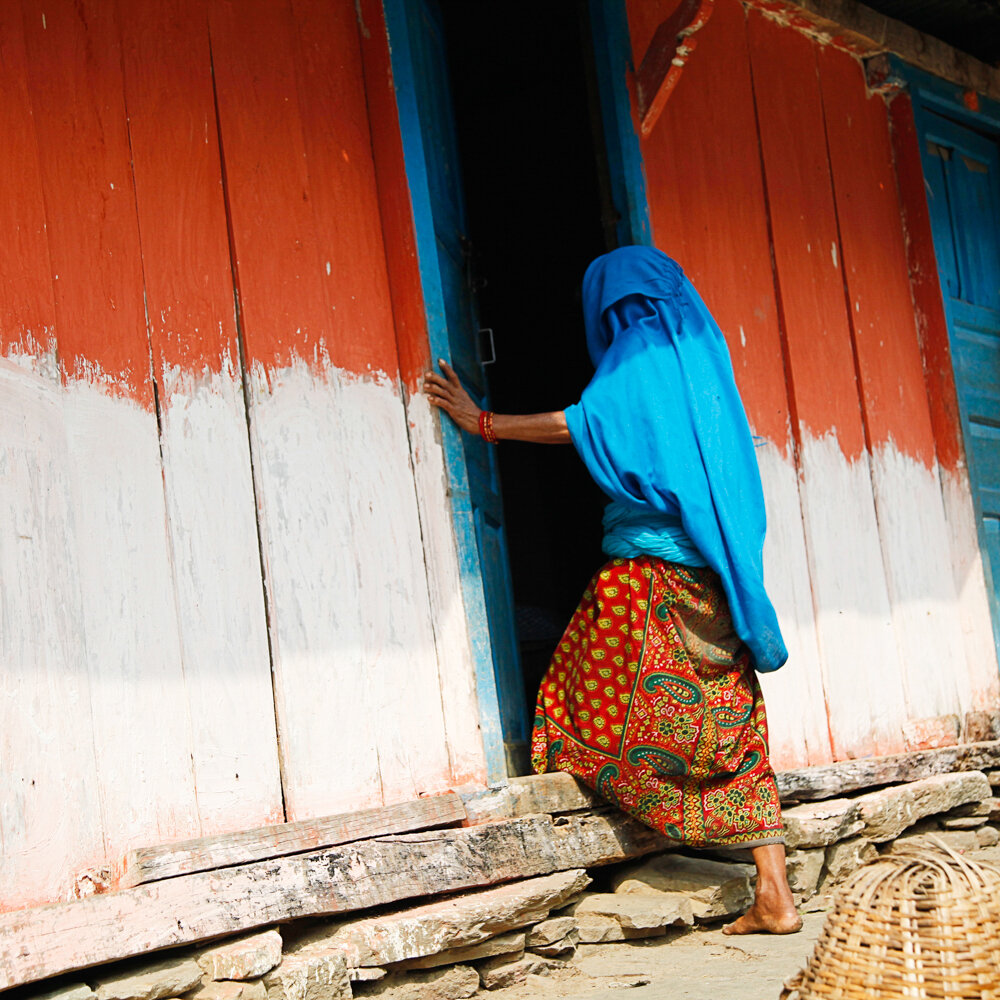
xmin=747 ymin=9 xmax=907 ymax=757
xmin=209 ymin=0 xmax=453 ymax=816
xmin=627 ymin=0 xmax=831 ymax=767
xmin=358 ymin=0 xmax=488 ymax=786
xmin=0 ymin=7 xmax=106 ymax=910
xmin=21 ymin=0 xmax=202 ymax=859
xmin=818 ymin=47 xmax=966 ymax=734
xmin=889 ymin=93 xmax=1000 ymax=714
xmin=118 ymin=0 xmax=284 ymax=830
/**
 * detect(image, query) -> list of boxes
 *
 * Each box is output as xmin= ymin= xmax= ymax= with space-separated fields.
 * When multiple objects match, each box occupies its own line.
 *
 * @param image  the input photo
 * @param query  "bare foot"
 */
xmin=722 ymin=900 xmax=802 ymax=935
xmin=722 ymin=841 xmax=802 ymax=935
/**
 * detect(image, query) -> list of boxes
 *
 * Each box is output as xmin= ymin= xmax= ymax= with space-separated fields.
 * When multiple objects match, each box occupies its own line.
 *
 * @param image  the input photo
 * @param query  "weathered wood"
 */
xmin=777 ymin=740 xmax=1000 ymax=801
xmin=635 ymin=0 xmax=715 ymax=137
xmin=464 ymin=773 xmax=601 ymax=824
xmin=0 ymin=811 xmax=668 ymax=990
xmin=119 ymin=793 xmax=466 ymax=888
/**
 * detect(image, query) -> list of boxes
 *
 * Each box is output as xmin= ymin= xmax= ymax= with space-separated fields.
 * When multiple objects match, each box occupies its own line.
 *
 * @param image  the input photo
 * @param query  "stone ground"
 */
xmin=485 ymin=911 xmax=826 ymax=1000
xmin=490 ymin=845 xmax=1000 ymax=1000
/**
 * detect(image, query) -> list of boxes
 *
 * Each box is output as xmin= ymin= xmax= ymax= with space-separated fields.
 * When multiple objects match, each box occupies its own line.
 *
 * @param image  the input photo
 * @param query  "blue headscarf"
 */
xmin=564 ymin=246 xmax=787 ymax=673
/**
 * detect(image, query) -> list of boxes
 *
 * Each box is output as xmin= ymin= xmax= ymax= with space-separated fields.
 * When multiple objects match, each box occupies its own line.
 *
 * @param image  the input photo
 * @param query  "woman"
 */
xmin=424 ymin=245 xmax=800 ymax=935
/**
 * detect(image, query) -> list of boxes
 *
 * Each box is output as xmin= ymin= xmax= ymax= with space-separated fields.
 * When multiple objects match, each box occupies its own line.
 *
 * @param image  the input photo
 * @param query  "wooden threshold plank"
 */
xmin=1 ymin=811 xmax=668 ymax=990
xmin=776 ymin=740 xmax=1000 ymax=801
xmin=118 ymin=792 xmax=466 ymax=888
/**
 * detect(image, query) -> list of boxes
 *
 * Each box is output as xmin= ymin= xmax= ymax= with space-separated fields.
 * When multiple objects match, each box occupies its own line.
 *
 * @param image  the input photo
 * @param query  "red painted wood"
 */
xmin=357 ymin=0 xmax=432 ymax=391
xmin=118 ymin=0 xmax=237 ymax=377
xmin=636 ymin=0 xmax=715 ymax=138
xmin=0 ymin=4 xmax=57 ymax=363
xmin=818 ymin=47 xmax=937 ymax=469
xmin=628 ymin=0 xmax=792 ymax=452
xmin=747 ymin=10 xmax=866 ymax=458
xmin=21 ymin=0 xmax=152 ymax=404
xmin=288 ymin=0 xmax=400 ymax=378
xmin=889 ymin=93 xmax=966 ymax=474
xmin=209 ymin=0 xmax=397 ymax=378
xmin=207 ymin=0 xmax=333 ymax=373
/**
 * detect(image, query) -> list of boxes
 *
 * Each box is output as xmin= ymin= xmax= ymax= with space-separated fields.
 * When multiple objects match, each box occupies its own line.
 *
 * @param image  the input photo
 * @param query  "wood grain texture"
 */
xmin=118 ymin=0 xmax=283 ymax=835
xmin=777 ymin=740 xmax=1000 ymax=801
xmin=747 ymin=7 xmax=906 ymax=757
xmin=119 ymin=793 xmax=466 ymax=888
xmin=818 ymin=45 xmax=966 ymax=726
xmin=889 ymin=93 xmax=1000 ymax=711
xmin=356 ymin=0 xmax=487 ymax=787
xmin=0 ymin=812 xmax=668 ymax=990
xmin=21 ymin=0 xmax=202 ymax=867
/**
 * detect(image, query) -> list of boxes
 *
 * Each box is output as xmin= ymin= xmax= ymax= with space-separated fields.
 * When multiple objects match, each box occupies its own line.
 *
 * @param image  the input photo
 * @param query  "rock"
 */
xmin=477 ymin=954 xmax=566 ymax=990
xmin=611 ymin=854 xmax=751 ymax=921
xmin=286 ymin=869 xmax=589 ymax=968
xmin=198 ymin=931 xmax=283 ymax=981
xmin=784 ymin=849 xmax=825 ymax=901
xmin=262 ymin=953 xmax=351 ymax=1000
xmin=354 ymin=966 xmax=479 ymax=1000
xmin=93 ymin=957 xmax=203 ymax=1000
xmin=883 ymin=828 xmax=979 ymax=855
xmin=941 ymin=815 xmax=989 ymax=829
xmin=987 ymin=799 xmax=1000 ymax=821
xmin=858 ymin=772 xmax=990 ymax=842
xmin=978 ymin=825 xmax=1000 ymax=848
xmin=782 ymin=798 xmax=863 ymax=850
xmin=822 ymin=838 xmax=877 ymax=886
xmin=573 ymin=914 xmax=625 ymax=944
xmin=986 ymin=771 xmax=1000 ymax=789
xmin=190 ymin=983 xmax=267 ymax=1000
xmin=32 ymin=987 xmax=96 ymax=1000
xmin=526 ymin=917 xmax=577 ymax=948
xmin=567 ymin=892 xmax=693 ymax=938
xmin=392 ymin=933 xmax=525 ymax=970
xmin=348 ymin=969 xmax=386 ymax=982
xmin=527 ymin=933 xmax=577 ymax=958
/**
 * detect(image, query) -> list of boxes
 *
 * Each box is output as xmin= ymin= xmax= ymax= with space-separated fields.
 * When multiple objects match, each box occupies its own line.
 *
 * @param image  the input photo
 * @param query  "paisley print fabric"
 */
xmin=531 ymin=556 xmax=784 ymax=848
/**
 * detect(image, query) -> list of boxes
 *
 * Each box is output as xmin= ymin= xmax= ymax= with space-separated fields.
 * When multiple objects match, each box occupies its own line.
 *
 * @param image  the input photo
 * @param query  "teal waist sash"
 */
xmin=601 ymin=501 xmax=708 ymax=568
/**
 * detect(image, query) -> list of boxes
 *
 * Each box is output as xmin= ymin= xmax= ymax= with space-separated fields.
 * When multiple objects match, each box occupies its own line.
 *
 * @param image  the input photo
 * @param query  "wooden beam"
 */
xmin=635 ymin=0 xmax=714 ymax=137
xmin=0 ymin=811 xmax=668 ymax=990
xmin=776 ymin=740 xmax=1000 ymax=801
xmin=118 ymin=792 xmax=467 ymax=888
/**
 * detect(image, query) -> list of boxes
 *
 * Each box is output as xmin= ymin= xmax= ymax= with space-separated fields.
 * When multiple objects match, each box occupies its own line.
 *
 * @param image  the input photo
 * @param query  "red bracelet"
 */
xmin=479 ymin=409 xmax=498 ymax=444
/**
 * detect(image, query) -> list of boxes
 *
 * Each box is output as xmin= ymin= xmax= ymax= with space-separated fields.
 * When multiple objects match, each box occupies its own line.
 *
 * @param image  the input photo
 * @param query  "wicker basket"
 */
xmin=781 ymin=840 xmax=1000 ymax=999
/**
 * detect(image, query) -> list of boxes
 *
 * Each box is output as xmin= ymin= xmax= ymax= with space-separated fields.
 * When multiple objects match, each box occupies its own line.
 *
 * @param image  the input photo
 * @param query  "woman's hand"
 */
xmin=423 ymin=359 xmax=480 ymax=434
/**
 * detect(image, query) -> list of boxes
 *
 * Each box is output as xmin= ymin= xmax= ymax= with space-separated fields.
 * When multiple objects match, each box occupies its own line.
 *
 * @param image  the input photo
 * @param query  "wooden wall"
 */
xmin=0 ymin=0 xmax=485 ymax=913
xmin=625 ymin=0 xmax=999 ymax=767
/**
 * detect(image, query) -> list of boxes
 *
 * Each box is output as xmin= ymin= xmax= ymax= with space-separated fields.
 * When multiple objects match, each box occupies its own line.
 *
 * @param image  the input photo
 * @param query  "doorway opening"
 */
xmin=439 ymin=1 xmax=615 ymax=730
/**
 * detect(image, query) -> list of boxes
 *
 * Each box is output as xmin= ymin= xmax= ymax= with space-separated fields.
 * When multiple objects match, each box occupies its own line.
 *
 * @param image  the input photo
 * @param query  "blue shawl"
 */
xmin=564 ymin=246 xmax=787 ymax=673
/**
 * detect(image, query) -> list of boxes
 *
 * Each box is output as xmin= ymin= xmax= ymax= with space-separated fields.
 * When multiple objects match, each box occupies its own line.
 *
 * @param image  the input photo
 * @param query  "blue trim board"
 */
xmin=588 ymin=0 xmax=653 ymax=248
xmin=887 ymin=56 xmax=1000 ymax=132
xmin=381 ymin=0 xmax=507 ymax=786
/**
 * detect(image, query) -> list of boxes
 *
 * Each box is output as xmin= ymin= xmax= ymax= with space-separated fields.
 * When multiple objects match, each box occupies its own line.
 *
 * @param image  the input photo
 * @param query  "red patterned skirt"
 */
xmin=530 ymin=556 xmax=784 ymax=848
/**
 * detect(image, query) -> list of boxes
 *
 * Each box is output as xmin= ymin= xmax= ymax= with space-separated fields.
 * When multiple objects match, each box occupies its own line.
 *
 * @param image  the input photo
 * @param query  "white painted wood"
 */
xmin=157 ymin=359 xmax=283 ymax=832
xmin=246 ymin=361 xmax=453 ymax=820
xmin=0 ymin=360 xmax=106 ymax=909
xmin=940 ymin=467 xmax=1000 ymax=711
xmin=796 ymin=431 xmax=908 ymax=757
xmin=63 ymin=379 xmax=202 ymax=859
xmin=755 ymin=440 xmax=833 ymax=769
xmin=403 ymin=393 xmax=488 ymax=787
xmin=869 ymin=443 xmax=964 ymax=722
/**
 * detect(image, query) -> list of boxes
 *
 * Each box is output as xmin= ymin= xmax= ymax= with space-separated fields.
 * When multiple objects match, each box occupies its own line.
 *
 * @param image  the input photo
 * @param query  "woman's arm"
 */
xmin=423 ymin=359 xmax=571 ymax=445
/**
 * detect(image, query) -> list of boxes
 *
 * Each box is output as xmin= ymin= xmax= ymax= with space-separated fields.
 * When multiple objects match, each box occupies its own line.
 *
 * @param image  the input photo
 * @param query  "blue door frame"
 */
xmin=382 ymin=0 xmax=650 ymax=784
xmin=890 ymin=58 xmax=1000 ymax=661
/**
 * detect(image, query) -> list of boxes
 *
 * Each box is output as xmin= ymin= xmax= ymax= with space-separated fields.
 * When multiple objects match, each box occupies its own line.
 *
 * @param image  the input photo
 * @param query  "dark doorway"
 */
xmin=440 ymin=2 xmax=613 ymax=723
